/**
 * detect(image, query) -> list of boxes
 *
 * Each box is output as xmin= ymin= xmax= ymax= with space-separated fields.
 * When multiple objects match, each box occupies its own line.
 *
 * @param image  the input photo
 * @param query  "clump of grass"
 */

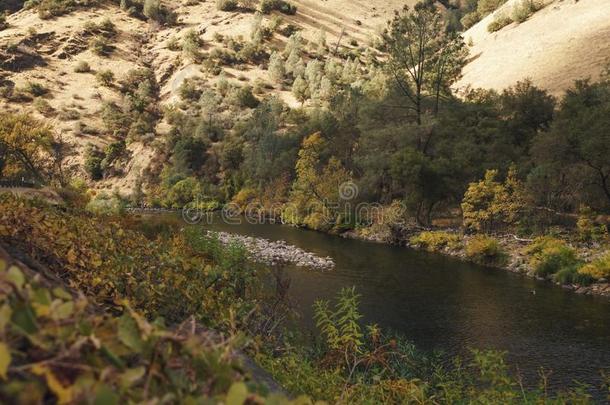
xmin=487 ymin=12 xmax=512 ymax=32
xmin=74 ymin=60 xmax=91 ymax=73
xmin=512 ymin=0 xmax=543 ymax=23
xmin=24 ymin=81 xmax=48 ymax=97
xmin=216 ymin=0 xmax=238 ymax=11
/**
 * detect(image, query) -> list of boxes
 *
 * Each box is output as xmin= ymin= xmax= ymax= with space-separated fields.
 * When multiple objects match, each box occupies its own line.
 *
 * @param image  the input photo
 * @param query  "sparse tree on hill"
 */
xmin=383 ymin=0 xmax=467 ymax=126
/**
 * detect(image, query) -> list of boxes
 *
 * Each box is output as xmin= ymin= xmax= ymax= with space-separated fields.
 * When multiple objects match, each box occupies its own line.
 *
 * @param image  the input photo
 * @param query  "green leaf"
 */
xmin=119 ymin=366 xmax=145 ymax=390
xmin=94 ymin=384 xmax=118 ymax=405
xmin=52 ymin=287 xmax=72 ymax=300
xmin=225 ymin=382 xmax=248 ymax=405
xmin=11 ymin=304 xmax=38 ymax=335
xmin=7 ymin=266 xmax=24 ymax=291
xmin=0 ymin=304 xmax=12 ymax=334
xmin=0 ymin=342 xmax=11 ymax=379
xmin=54 ymin=301 xmax=74 ymax=320
xmin=117 ymin=313 xmax=143 ymax=352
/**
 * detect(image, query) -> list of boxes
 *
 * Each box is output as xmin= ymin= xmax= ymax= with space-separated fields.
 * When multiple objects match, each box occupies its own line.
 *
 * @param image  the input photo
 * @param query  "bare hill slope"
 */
xmin=457 ymin=0 xmax=610 ymax=96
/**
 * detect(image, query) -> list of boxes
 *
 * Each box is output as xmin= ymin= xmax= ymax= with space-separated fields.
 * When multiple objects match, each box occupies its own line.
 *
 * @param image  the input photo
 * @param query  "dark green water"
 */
xmin=146 ymin=213 xmax=610 ymax=397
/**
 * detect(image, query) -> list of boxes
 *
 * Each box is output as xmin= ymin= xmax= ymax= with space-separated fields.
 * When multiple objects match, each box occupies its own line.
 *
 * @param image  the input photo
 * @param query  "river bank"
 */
xmin=341 ymin=225 xmax=610 ymax=298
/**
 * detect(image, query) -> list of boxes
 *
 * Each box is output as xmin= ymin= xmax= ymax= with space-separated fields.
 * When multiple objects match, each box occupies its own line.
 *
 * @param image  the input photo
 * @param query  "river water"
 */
xmin=145 ymin=213 xmax=610 ymax=397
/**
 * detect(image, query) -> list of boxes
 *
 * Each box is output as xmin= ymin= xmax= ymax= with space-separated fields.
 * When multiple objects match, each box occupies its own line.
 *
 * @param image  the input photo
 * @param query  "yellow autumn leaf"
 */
xmin=0 ymin=342 xmax=10 ymax=379
xmin=32 ymin=364 xmax=73 ymax=404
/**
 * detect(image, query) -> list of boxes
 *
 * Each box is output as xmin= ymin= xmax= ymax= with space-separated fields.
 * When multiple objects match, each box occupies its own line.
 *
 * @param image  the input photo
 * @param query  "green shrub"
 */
xmin=33 ymin=97 xmax=54 ymax=116
xmin=525 ymin=237 xmax=580 ymax=277
xmin=554 ymin=266 xmax=593 ymax=286
xmin=84 ymin=146 xmax=104 ymax=180
xmin=216 ymin=0 xmax=238 ymax=11
xmin=96 ymin=69 xmax=114 ymax=86
xmin=260 ymin=0 xmax=296 ymax=15
xmin=409 ymin=231 xmax=461 ymax=252
xmin=478 ymin=0 xmax=508 ymax=15
xmin=576 ymin=206 xmax=608 ymax=242
xmin=487 ymin=13 xmax=512 ymax=32
xmin=74 ymin=60 xmax=91 ymax=73
xmin=578 ymin=251 xmax=610 ymax=280
xmin=460 ymin=11 xmax=481 ymax=30
xmin=24 ymin=81 xmax=47 ymax=96
xmin=89 ymin=36 xmax=113 ymax=56
xmin=231 ymin=85 xmax=259 ymax=108
xmin=0 ymin=14 xmax=8 ymax=30
xmin=465 ymin=235 xmax=505 ymax=265
xmin=512 ymin=0 xmax=542 ymax=23
xmin=86 ymin=191 xmax=126 ymax=215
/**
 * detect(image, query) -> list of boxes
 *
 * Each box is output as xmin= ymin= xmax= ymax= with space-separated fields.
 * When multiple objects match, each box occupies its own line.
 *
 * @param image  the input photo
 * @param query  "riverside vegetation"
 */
xmin=1 ymin=0 xmax=610 ymax=401
xmin=0 ymin=193 xmax=606 ymax=403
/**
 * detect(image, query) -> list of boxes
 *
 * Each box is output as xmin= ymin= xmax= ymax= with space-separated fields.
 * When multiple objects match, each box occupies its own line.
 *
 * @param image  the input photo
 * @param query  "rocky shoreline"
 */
xmin=209 ymin=231 xmax=334 ymax=270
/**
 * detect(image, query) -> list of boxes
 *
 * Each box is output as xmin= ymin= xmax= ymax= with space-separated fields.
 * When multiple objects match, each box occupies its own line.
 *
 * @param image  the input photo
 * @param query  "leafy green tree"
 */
xmin=530 ymin=79 xmax=610 ymax=211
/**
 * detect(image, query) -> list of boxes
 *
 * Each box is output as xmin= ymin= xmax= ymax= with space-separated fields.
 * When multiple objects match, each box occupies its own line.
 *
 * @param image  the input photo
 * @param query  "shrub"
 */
xmin=86 ymin=191 xmax=127 ymax=215
xmin=231 ymin=85 xmax=259 ymax=108
xmin=260 ymin=0 xmax=296 ymax=15
xmin=89 ymin=36 xmax=113 ymax=56
xmin=466 ymin=235 xmax=506 ymax=265
xmin=216 ymin=0 xmax=238 ymax=11
xmin=512 ymin=0 xmax=542 ymax=23
xmin=232 ymin=187 xmax=259 ymax=211
xmin=578 ymin=252 xmax=610 ymax=280
xmin=460 ymin=11 xmax=481 ymax=30
xmin=410 ymin=231 xmax=461 ymax=253
xmin=554 ymin=266 xmax=593 ymax=286
xmin=96 ymin=69 xmax=115 ymax=86
xmin=33 ymin=98 xmax=54 ymax=116
xmin=182 ymin=29 xmax=203 ymax=62
xmin=478 ymin=0 xmax=508 ymax=15
xmin=167 ymin=35 xmax=180 ymax=51
xmin=84 ymin=146 xmax=104 ymax=180
xmin=576 ymin=206 xmax=608 ymax=242
xmin=74 ymin=60 xmax=91 ymax=73
xmin=24 ymin=81 xmax=47 ymax=96
xmin=0 ymin=14 xmax=8 ymax=30
xmin=525 ymin=237 xmax=580 ymax=277
xmin=487 ymin=13 xmax=512 ymax=33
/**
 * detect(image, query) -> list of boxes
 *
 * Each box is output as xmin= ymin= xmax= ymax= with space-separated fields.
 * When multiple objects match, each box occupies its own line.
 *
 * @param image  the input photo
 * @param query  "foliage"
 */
xmin=578 ymin=251 xmax=610 ymax=280
xmin=0 ymin=113 xmax=53 ymax=184
xmin=576 ymin=205 xmax=608 ymax=242
xmin=74 ymin=60 xmax=91 ymax=73
xmin=410 ymin=231 xmax=462 ymax=252
xmin=462 ymin=167 xmax=526 ymax=233
xmin=0 ymin=194 xmax=260 ymax=328
xmin=96 ymin=69 xmax=115 ymax=86
xmin=89 ymin=35 xmax=113 ymax=56
xmin=260 ymin=0 xmax=296 ymax=15
xmin=487 ymin=12 xmax=512 ymax=32
xmin=525 ymin=237 xmax=580 ymax=277
xmin=512 ymin=0 xmax=542 ymax=23
xmin=24 ymin=0 xmax=99 ymax=19
xmin=24 ymin=81 xmax=47 ymax=97
xmin=465 ymin=235 xmax=506 ymax=265
xmin=382 ymin=1 xmax=467 ymax=124
xmin=216 ymin=0 xmax=238 ymax=11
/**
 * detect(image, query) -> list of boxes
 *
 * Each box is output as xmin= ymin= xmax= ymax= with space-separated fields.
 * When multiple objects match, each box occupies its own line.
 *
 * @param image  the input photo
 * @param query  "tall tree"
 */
xmin=382 ymin=0 xmax=467 ymax=127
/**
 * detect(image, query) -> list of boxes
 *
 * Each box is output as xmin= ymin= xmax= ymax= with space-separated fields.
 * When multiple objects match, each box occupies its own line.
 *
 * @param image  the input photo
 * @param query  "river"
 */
xmin=144 ymin=212 xmax=610 ymax=398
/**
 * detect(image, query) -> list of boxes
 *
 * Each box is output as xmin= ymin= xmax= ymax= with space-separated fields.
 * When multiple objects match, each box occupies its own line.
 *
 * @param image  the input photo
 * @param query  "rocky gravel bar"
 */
xmin=210 ymin=231 xmax=334 ymax=270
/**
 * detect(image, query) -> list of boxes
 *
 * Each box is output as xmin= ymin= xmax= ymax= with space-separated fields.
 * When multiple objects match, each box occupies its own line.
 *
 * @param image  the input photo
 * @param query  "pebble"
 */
xmin=208 ymin=231 xmax=334 ymax=270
